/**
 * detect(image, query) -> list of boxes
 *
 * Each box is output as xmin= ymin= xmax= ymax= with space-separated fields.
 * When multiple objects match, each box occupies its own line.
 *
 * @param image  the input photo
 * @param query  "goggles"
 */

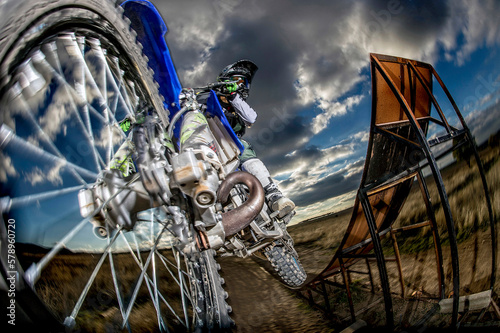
xmin=231 ymin=76 xmax=249 ymax=89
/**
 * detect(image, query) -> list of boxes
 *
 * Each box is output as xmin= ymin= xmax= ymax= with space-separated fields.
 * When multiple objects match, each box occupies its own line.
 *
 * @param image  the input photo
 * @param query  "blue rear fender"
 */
xmin=121 ymin=0 xmax=244 ymax=154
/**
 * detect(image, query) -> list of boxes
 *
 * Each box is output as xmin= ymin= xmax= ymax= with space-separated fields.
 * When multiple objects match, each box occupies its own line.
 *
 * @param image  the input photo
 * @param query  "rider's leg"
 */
xmin=240 ymin=140 xmax=295 ymax=218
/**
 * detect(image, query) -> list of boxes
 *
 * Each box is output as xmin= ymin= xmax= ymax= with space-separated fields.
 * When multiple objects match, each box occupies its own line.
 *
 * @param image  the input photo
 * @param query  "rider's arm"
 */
xmin=230 ymin=93 xmax=257 ymax=126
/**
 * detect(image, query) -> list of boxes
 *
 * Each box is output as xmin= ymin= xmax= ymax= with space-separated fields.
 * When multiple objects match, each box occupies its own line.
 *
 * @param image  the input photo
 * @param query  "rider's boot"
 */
xmin=241 ymin=159 xmax=295 ymax=218
xmin=263 ymin=182 xmax=296 ymax=218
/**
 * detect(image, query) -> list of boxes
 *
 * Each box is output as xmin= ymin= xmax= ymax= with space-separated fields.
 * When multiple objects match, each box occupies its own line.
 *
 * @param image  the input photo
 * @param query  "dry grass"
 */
xmin=290 ymin=145 xmax=500 ymax=255
xmin=28 ymin=251 xmax=188 ymax=332
xmin=395 ymin=145 xmax=499 ymax=252
xmin=288 ymin=208 xmax=353 ymax=251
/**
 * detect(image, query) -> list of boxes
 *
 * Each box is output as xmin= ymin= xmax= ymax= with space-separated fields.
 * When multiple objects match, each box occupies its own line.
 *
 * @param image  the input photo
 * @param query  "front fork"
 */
xmin=78 ymin=115 xmax=175 ymax=238
xmin=77 ymin=111 xmax=264 ymax=253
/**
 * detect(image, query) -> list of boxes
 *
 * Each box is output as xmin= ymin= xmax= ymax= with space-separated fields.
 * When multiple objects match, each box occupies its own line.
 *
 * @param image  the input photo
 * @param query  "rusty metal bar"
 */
xmin=297 ymin=288 xmax=330 ymax=315
xmin=365 ymin=258 xmax=375 ymax=293
xmin=348 ymin=269 xmax=372 ymax=275
xmin=367 ymin=257 xmax=398 ymax=262
xmin=341 ymin=228 xmax=392 ymax=255
xmin=320 ymin=280 xmax=332 ymax=316
xmin=390 ymin=231 xmax=405 ymax=299
xmin=374 ymin=126 xmax=422 ymax=150
xmin=342 ymin=253 xmax=377 ymax=259
xmin=367 ymin=172 xmax=418 ymax=196
xmin=307 ymin=290 xmax=314 ymax=306
xmin=340 ymin=258 xmax=356 ymax=323
xmin=428 ymin=128 xmax=467 ymax=147
xmin=371 ymin=115 xmax=456 ymax=131
xmin=391 ymin=220 xmax=432 ymax=233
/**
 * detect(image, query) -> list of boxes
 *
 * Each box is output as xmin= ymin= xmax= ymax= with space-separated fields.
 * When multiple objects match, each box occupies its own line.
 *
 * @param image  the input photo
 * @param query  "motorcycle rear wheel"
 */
xmin=263 ymin=243 xmax=307 ymax=288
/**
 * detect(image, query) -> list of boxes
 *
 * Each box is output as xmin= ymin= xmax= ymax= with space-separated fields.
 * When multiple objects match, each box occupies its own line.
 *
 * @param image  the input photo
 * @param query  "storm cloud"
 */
xmin=151 ymin=0 xmax=500 ymax=220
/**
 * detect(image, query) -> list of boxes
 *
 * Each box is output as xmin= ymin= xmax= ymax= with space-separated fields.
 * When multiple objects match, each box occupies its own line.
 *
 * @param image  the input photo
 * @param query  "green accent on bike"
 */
xmin=110 ymin=156 xmax=135 ymax=177
xmin=193 ymin=112 xmax=208 ymax=124
xmin=135 ymin=113 xmax=146 ymax=124
xmin=183 ymin=122 xmax=201 ymax=131
xmin=180 ymin=129 xmax=195 ymax=144
xmin=110 ymin=140 xmax=136 ymax=176
xmin=120 ymin=118 xmax=131 ymax=132
xmin=163 ymin=133 xmax=175 ymax=151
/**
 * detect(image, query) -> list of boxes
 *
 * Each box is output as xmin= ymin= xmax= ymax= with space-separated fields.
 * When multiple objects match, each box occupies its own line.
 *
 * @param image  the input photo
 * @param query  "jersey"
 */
xmin=218 ymin=92 xmax=257 ymax=137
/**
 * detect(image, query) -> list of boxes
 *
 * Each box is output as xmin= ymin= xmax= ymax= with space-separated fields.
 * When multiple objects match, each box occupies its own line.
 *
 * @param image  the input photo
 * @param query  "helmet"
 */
xmin=217 ymin=60 xmax=258 ymax=99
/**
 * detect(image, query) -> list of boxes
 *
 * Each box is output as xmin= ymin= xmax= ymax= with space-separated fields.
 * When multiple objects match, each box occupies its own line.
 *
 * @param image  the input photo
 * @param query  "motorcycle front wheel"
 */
xmin=0 ymin=0 xmax=230 ymax=331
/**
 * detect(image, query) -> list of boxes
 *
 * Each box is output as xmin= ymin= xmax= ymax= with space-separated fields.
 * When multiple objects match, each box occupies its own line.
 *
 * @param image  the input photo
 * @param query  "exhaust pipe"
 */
xmin=217 ymin=171 xmax=265 ymax=236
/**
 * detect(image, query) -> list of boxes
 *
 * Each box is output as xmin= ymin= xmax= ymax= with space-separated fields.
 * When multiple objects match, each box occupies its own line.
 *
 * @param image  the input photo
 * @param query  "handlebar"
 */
xmin=187 ymin=80 xmax=239 ymax=92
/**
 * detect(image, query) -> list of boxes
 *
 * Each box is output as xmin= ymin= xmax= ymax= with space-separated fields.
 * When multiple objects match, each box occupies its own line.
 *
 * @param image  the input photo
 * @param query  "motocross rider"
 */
xmin=216 ymin=60 xmax=295 ymax=219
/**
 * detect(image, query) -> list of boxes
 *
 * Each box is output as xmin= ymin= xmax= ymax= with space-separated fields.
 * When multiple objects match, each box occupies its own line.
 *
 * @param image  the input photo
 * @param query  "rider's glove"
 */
xmin=226 ymin=82 xmax=238 ymax=93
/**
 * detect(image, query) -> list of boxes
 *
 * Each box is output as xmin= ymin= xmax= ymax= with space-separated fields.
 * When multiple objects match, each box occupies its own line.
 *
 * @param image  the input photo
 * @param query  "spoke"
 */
xmin=63 ymin=226 xmax=122 ymax=328
xmin=10 ymin=84 xmax=87 ymax=185
xmin=45 ymin=38 xmax=128 ymax=132
xmin=31 ymin=50 xmax=104 ymax=172
xmin=41 ymin=41 xmax=63 ymax=74
xmin=175 ymin=248 xmax=190 ymax=328
xmin=155 ymin=249 xmax=194 ymax=305
xmin=63 ymin=34 xmax=103 ymax=173
xmin=131 ymin=232 xmax=144 ymax=266
xmin=120 ymin=228 xmax=188 ymax=328
xmin=119 ymin=229 xmax=186 ymax=327
xmin=24 ymin=173 xmax=140 ymax=286
xmin=108 ymin=56 xmax=122 ymax=117
xmin=33 ymin=37 xmax=130 ymax=173
xmin=106 ymin=56 xmax=135 ymax=118
xmin=122 ymin=226 xmax=167 ymax=328
xmin=106 ymin=223 xmax=129 ymax=329
xmin=85 ymin=38 xmax=107 ymax=99
xmin=109 ymin=55 xmax=136 ymax=115
xmin=87 ymin=39 xmax=133 ymax=116
xmin=0 ymin=124 xmax=98 ymax=181
xmin=156 ymin=250 xmax=192 ymax=283
xmin=84 ymin=38 xmax=130 ymax=166
xmin=152 ymin=250 xmax=168 ymax=331
xmin=4 ymin=185 xmax=85 ymax=212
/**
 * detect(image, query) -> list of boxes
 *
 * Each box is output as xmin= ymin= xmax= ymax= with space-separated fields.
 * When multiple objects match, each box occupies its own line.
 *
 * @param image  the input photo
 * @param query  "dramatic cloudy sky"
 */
xmin=151 ymin=0 xmax=500 ymax=222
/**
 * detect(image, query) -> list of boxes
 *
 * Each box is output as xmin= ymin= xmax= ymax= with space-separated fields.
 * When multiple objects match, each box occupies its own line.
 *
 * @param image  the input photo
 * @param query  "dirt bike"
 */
xmin=0 ymin=0 xmax=305 ymax=331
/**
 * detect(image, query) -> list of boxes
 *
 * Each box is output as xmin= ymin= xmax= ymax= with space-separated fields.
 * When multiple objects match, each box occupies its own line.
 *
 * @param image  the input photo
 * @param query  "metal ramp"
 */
xmin=299 ymin=53 xmax=497 ymax=331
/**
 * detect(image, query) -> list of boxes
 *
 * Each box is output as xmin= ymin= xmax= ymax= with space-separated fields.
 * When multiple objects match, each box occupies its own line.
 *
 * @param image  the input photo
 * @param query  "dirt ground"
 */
xmin=218 ymin=226 xmax=500 ymax=332
xmin=217 ymin=147 xmax=500 ymax=332
xmin=219 ymin=255 xmax=333 ymax=333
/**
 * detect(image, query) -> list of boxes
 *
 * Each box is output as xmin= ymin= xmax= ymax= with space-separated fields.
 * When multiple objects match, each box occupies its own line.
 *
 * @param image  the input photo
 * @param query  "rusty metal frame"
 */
xmin=299 ymin=53 xmax=496 ymax=331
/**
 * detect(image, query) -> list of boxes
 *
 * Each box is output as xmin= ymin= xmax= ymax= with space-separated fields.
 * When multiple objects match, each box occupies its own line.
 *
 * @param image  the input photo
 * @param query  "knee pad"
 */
xmin=241 ymin=158 xmax=272 ymax=188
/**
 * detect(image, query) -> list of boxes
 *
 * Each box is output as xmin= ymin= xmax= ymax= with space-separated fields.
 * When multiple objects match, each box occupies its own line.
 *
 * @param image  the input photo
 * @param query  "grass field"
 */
xmin=289 ymin=144 xmax=500 ymax=255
